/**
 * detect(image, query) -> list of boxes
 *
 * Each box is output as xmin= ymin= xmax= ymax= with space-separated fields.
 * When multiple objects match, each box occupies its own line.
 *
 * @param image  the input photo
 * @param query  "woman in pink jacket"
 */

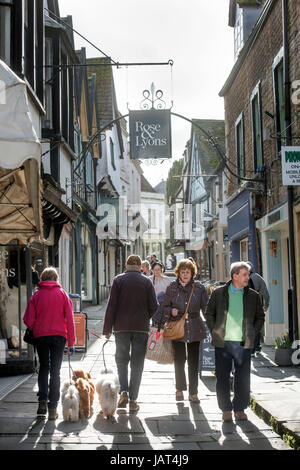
xmin=23 ymin=267 xmax=75 ymax=420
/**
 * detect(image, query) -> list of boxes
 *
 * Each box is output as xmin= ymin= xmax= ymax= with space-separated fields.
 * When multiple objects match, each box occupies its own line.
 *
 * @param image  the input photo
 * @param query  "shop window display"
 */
xmin=0 ymin=245 xmax=32 ymax=362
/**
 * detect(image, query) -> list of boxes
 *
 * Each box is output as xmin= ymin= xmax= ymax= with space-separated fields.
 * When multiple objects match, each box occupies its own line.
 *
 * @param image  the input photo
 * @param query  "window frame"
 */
xmin=272 ymin=48 xmax=285 ymax=155
xmin=110 ymin=137 xmax=116 ymax=170
xmin=0 ymin=1 xmax=13 ymax=66
xmin=251 ymin=82 xmax=264 ymax=172
xmin=235 ymin=112 xmax=245 ymax=184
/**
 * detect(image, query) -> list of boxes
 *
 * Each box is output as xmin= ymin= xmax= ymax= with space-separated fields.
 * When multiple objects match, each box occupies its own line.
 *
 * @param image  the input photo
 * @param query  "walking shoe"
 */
xmin=188 ymin=394 xmax=200 ymax=404
xmin=222 ymin=411 xmax=233 ymax=422
xmin=129 ymin=400 xmax=140 ymax=412
xmin=234 ymin=411 xmax=248 ymax=421
xmin=37 ymin=400 xmax=47 ymax=416
xmin=48 ymin=408 xmax=58 ymax=420
xmin=117 ymin=391 xmax=129 ymax=408
xmin=176 ymin=391 xmax=184 ymax=401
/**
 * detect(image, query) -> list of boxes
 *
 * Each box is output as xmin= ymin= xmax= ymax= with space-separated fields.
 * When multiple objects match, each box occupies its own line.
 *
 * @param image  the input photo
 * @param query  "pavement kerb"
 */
xmin=250 ymin=395 xmax=300 ymax=450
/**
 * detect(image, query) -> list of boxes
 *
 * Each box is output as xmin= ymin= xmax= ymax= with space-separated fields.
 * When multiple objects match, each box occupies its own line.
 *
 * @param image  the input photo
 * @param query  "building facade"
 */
xmin=219 ymin=0 xmax=300 ymax=343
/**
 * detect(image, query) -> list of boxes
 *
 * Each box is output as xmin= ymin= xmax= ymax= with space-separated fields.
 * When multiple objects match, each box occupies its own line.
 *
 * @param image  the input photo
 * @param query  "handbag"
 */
xmin=146 ymin=327 xmax=174 ymax=364
xmin=23 ymin=328 xmax=36 ymax=345
xmin=162 ymin=284 xmax=195 ymax=341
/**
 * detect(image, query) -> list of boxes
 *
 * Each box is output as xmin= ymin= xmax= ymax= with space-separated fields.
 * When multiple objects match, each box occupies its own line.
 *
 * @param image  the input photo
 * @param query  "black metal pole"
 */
xmin=282 ymin=0 xmax=299 ymax=341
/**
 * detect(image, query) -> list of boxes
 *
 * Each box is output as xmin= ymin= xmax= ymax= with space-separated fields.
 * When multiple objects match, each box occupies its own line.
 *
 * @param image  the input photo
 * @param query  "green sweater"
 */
xmin=224 ymin=286 xmax=243 ymax=341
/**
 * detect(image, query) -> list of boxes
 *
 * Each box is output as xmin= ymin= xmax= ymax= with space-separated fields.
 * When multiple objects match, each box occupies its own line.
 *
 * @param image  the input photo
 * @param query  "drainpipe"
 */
xmin=282 ymin=0 xmax=299 ymax=341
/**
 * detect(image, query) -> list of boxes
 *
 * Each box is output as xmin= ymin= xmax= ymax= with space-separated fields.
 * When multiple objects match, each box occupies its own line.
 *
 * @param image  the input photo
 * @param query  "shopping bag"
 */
xmin=146 ymin=327 xmax=174 ymax=364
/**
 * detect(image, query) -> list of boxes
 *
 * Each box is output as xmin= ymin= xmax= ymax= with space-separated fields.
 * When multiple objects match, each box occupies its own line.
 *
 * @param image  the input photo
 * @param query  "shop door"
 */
xmin=266 ymin=231 xmax=284 ymax=323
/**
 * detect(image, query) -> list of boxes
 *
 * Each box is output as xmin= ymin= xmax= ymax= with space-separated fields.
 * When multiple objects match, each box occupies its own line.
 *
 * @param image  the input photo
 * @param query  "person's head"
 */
xmin=126 ymin=254 xmax=142 ymax=270
xmin=141 ymin=260 xmax=151 ymax=273
xmin=230 ymin=262 xmax=250 ymax=289
xmin=152 ymin=262 xmax=163 ymax=278
xmin=40 ymin=266 xmax=59 ymax=282
xmin=150 ymin=254 xmax=157 ymax=262
xmin=175 ymin=259 xmax=197 ymax=284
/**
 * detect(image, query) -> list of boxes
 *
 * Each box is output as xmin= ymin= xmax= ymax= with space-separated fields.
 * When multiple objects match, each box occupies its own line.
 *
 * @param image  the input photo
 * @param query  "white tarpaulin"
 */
xmin=0 ymin=60 xmax=42 ymax=244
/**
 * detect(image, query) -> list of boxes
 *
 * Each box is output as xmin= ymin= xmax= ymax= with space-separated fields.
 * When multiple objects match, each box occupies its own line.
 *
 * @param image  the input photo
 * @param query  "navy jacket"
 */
xmin=103 ymin=269 xmax=159 ymax=335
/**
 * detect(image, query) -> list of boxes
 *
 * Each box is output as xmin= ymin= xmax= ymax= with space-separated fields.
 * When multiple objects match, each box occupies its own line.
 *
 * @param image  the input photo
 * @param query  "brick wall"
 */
xmin=223 ymin=0 xmax=300 ymax=214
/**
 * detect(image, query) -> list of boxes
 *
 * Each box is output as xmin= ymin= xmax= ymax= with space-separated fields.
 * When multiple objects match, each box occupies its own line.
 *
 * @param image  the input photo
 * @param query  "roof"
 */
xmin=140 ymin=174 xmax=157 ymax=193
xmin=154 ymin=180 xmax=166 ymax=194
xmin=219 ymin=0 xmax=276 ymax=97
xmin=87 ymin=57 xmax=114 ymax=128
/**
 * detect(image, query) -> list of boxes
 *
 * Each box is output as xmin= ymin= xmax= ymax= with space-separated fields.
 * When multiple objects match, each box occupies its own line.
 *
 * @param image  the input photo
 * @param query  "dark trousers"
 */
xmin=215 ymin=341 xmax=251 ymax=412
xmin=35 ymin=335 xmax=66 ymax=409
xmin=252 ymin=332 xmax=261 ymax=354
xmin=173 ymin=341 xmax=200 ymax=395
xmin=115 ymin=332 xmax=148 ymax=401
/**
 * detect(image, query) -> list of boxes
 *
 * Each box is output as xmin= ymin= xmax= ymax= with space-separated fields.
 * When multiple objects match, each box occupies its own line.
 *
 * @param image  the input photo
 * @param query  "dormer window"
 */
xmin=234 ymin=6 xmax=244 ymax=59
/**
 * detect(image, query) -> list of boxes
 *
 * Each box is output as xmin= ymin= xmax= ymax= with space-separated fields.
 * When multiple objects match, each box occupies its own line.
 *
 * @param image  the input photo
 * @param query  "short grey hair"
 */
xmin=230 ymin=261 xmax=250 ymax=279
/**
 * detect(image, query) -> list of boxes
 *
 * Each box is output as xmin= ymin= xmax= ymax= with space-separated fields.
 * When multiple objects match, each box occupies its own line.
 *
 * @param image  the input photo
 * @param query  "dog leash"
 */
xmin=68 ymin=355 xmax=77 ymax=382
xmin=88 ymin=337 xmax=111 ymax=376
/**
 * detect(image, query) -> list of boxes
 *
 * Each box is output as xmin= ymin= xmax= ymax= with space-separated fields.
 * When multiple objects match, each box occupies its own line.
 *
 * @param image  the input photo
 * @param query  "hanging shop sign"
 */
xmin=281 ymin=146 xmax=300 ymax=186
xmin=129 ymin=109 xmax=172 ymax=160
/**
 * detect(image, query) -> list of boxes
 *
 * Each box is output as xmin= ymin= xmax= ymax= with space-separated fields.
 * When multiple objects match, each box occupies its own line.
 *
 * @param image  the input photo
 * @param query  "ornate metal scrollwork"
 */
xmin=140 ymin=82 xmax=166 ymax=110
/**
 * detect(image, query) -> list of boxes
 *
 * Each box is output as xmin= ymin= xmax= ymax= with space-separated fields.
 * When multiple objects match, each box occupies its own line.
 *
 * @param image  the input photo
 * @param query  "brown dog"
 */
xmin=75 ymin=378 xmax=92 ymax=419
xmin=72 ymin=369 xmax=95 ymax=406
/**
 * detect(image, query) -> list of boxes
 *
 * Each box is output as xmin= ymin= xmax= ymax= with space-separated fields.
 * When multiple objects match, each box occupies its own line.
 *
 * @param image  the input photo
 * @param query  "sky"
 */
xmin=58 ymin=0 xmax=234 ymax=186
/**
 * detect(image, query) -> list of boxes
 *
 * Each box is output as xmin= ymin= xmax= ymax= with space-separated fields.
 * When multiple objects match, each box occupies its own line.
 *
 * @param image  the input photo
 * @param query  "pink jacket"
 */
xmin=23 ymin=281 xmax=76 ymax=347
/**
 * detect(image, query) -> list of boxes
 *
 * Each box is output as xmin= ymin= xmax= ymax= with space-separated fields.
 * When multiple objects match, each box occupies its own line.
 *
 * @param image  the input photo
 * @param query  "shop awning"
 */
xmin=188 ymin=238 xmax=208 ymax=251
xmin=0 ymin=60 xmax=42 ymax=244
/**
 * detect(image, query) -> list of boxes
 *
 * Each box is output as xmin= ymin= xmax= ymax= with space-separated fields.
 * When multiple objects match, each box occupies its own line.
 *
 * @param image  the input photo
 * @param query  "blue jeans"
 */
xmin=115 ymin=332 xmax=148 ymax=401
xmin=215 ymin=341 xmax=251 ymax=412
xmin=35 ymin=335 xmax=66 ymax=409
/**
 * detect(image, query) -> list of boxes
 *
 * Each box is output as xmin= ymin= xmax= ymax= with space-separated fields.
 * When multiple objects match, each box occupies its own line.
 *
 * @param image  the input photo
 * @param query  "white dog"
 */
xmin=61 ymin=380 xmax=80 ymax=422
xmin=95 ymin=368 xmax=120 ymax=419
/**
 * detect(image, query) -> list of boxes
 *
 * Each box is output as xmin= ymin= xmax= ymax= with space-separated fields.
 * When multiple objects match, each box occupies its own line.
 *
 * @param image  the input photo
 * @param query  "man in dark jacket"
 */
xmin=247 ymin=261 xmax=270 ymax=356
xmin=205 ymin=261 xmax=265 ymax=423
xmin=103 ymin=255 xmax=158 ymax=412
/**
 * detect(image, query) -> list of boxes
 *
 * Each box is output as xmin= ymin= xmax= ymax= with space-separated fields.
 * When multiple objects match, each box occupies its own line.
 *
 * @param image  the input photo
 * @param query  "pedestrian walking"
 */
xmin=163 ymin=259 xmax=208 ymax=403
xmin=247 ymin=261 xmax=270 ymax=356
xmin=102 ymin=255 xmax=158 ymax=412
xmin=150 ymin=262 xmax=171 ymax=296
xmin=23 ymin=267 xmax=75 ymax=420
xmin=141 ymin=260 xmax=151 ymax=276
xmin=205 ymin=261 xmax=265 ymax=422
xmin=150 ymin=253 xmax=164 ymax=270
xmin=151 ymin=291 xmax=168 ymax=328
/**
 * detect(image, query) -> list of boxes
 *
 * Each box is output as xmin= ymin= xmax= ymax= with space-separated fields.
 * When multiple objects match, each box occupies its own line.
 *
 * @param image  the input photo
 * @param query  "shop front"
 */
xmin=74 ymin=214 xmax=97 ymax=306
xmin=0 ymin=60 xmax=42 ymax=375
xmin=256 ymin=203 xmax=290 ymax=345
xmin=226 ymin=188 xmax=258 ymax=268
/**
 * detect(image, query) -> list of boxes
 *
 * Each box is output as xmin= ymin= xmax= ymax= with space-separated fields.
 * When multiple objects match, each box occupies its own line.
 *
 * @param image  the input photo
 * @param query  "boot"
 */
xmin=37 ymin=400 xmax=47 ymax=416
xmin=48 ymin=408 xmax=58 ymax=420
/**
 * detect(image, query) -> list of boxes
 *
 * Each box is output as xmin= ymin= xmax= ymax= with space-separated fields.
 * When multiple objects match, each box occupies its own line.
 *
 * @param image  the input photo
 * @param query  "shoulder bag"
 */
xmin=162 ymin=283 xmax=195 ymax=341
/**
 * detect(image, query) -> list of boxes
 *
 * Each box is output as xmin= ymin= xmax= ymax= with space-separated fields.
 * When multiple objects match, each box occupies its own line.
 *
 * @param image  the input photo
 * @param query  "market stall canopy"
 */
xmin=0 ymin=60 xmax=42 ymax=244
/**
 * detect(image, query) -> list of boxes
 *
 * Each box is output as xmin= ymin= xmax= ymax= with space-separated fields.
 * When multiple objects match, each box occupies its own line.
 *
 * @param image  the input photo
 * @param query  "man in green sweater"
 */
xmin=205 ymin=262 xmax=265 ymax=422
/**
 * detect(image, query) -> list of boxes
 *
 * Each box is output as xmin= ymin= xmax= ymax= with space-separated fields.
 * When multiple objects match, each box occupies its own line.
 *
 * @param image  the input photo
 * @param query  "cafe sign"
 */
xmin=281 ymin=146 xmax=300 ymax=186
xmin=129 ymin=109 xmax=172 ymax=160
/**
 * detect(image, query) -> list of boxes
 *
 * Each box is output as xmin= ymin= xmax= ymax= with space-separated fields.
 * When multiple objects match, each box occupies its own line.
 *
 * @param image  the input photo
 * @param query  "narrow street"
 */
xmin=1 ymin=1 xmax=300 ymax=455
xmin=0 ymin=304 xmax=298 ymax=452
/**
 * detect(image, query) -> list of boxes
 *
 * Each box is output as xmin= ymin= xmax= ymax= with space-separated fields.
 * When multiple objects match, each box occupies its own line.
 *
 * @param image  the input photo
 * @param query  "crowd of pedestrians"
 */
xmin=23 ymin=253 xmax=268 ymax=423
